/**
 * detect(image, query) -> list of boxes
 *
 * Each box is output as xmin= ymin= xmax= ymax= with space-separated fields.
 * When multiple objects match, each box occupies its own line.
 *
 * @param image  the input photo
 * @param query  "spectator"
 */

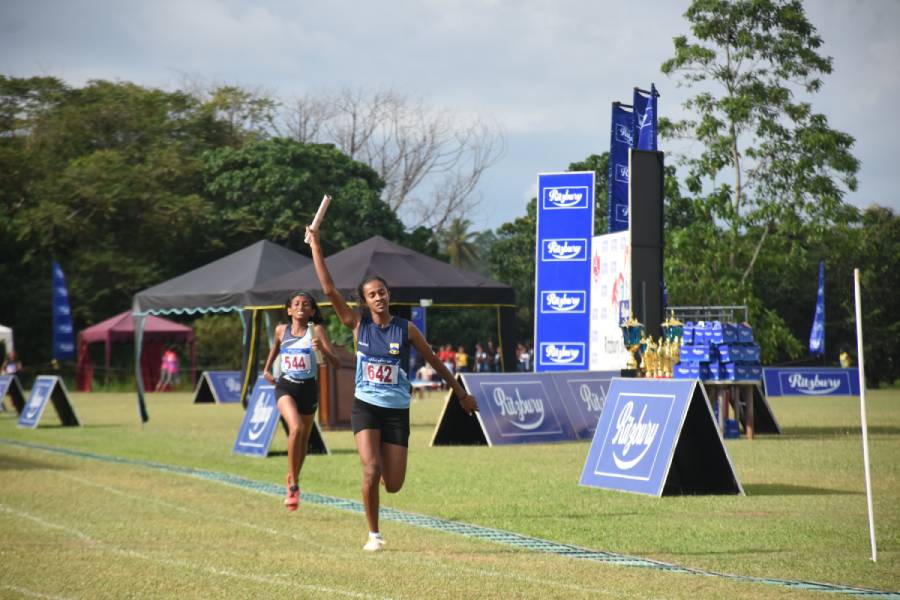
xmin=485 ymin=341 xmax=496 ymax=372
xmin=516 ymin=343 xmax=527 ymax=371
xmin=839 ymin=349 xmax=852 ymax=368
xmin=413 ymin=361 xmax=437 ymax=400
xmin=456 ymin=345 xmax=469 ymax=373
xmin=2 ymin=351 xmax=23 ymax=376
xmin=155 ymin=347 xmax=179 ymax=392
xmin=475 ymin=342 xmax=487 ymax=372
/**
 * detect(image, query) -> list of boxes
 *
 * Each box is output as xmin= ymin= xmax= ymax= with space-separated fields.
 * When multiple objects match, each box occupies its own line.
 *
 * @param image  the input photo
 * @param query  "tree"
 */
xmin=660 ymin=0 xmax=860 ymax=361
xmin=439 ymin=217 xmax=480 ymax=269
xmin=284 ymin=87 xmax=505 ymax=232
xmin=201 ymin=138 xmax=409 ymax=255
xmin=489 ymin=199 xmax=536 ymax=341
xmin=1 ymin=78 xmax=228 ymax=367
xmin=841 ymin=206 xmax=900 ymax=387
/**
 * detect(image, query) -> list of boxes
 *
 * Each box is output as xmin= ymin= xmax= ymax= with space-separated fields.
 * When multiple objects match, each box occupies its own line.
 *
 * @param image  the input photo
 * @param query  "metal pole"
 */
xmin=854 ymin=268 xmax=877 ymax=561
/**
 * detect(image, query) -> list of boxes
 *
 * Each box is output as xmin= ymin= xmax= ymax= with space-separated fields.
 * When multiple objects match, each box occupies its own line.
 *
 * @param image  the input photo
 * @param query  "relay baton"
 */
xmin=304 ymin=194 xmax=332 ymax=243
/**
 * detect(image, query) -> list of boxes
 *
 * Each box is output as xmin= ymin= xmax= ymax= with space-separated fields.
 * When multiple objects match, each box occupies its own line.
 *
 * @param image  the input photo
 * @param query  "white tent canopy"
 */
xmin=0 ymin=324 xmax=13 ymax=353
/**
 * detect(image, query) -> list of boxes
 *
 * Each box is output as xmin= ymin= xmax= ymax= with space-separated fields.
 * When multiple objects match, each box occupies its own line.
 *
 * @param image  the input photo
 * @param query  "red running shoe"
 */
xmin=284 ymin=484 xmax=300 ymax=511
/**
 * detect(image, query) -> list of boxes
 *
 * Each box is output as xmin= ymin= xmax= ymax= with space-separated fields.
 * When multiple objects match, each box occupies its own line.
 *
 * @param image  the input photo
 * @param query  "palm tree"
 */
xmin=440 ymin=217 xmax=480 ymax=269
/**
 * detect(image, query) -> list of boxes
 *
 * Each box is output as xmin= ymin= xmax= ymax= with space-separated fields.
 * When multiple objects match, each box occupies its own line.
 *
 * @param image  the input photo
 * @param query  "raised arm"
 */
xmin=306 ymin=226 xmax=358 ymax=330
xmin=408 ymin=323 xmax=478 ymax=415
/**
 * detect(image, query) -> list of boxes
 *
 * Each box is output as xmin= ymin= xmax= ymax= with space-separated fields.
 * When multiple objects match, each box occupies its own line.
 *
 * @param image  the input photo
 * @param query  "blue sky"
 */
xmin=2 ymin=0 xmax=897 ymax=231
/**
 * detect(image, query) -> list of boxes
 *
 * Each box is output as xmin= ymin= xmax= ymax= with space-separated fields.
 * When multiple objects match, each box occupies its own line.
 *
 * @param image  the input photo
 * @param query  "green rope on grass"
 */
xmin=2 ymin=438 xmax=896 ymax=599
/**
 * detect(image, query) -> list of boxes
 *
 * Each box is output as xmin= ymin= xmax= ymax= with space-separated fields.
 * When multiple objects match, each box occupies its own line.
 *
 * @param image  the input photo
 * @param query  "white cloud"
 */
xmin=0 ymin=0 xmax=897 ymax=227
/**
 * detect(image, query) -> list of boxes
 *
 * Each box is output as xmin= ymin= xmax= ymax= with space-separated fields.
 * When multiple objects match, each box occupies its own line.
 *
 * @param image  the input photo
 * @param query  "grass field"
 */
xmin=1 ymin=387 xmax=898 ymax=599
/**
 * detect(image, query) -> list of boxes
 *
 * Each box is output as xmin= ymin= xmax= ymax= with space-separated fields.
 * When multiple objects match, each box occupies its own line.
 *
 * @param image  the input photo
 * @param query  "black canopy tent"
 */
xmin=131 ymin=240 xmax=311 ymax=423
xmin=241 ymin=235 xmax=517 ymax=406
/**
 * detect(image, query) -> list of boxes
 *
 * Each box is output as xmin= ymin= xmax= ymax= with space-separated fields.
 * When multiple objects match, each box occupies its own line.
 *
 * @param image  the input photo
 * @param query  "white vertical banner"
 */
xmin=589 ymin=231 xmax=631 ymax=371
xmin=854 ymin=268 xmax=877 ymax=561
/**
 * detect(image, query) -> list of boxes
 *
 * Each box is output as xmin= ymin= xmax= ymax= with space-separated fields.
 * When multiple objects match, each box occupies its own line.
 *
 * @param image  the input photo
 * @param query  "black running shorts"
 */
xmin=275 ymin=377 xmax=319 ymax=415
xmin=351 ymin=397 xmax=410 ymax=447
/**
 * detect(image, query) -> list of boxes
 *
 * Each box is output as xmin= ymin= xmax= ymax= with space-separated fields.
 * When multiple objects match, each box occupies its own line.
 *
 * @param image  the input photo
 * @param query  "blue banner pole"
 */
xmin=809 ymin=260 xmax=825 ymax=358
xmin=51 ymin=261 xmax=75 ymax=362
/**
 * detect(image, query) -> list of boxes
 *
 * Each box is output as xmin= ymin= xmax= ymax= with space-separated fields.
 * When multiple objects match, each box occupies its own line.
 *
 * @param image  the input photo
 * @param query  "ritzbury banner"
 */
xmin=763 ymin=367 xmax=860 ymax=397
xmin=233 ymin=378 xmax=328 ymax=457
xmin=580 ymin=378 xmax=742 ymax=496
xmin=632 ymin=85 xmax=658 ymax=151
xmin=51 ymin=261 xmax=75 ymax=361
xmin=535 ymin=172 xmax=594 ymax=372
xmin=0 ymin=374 xmax=26 ymax=414
xmin=608 ymin=103 xmax=632 ymax=233
xmin=193 ymin=371 xmax=242 ymax=404
xmin=430 ymin=371 xmax=618 ymax=446
xmin=17 ymin=375 xmax=81 ymax=428
xmin=410 ymin=306 xmax=426 ymax=371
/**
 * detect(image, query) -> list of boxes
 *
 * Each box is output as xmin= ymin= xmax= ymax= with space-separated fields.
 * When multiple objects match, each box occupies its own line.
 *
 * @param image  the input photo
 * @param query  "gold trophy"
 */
xmin=661 ymin=311 xmax=684 ymax=378
xmin=620 ymin=314 xmax=645 ymax=377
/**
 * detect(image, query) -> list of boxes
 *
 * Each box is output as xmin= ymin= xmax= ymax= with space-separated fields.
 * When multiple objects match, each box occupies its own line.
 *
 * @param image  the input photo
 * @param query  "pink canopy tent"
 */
xmin=76 ymin=311 xmax=195 ymax=392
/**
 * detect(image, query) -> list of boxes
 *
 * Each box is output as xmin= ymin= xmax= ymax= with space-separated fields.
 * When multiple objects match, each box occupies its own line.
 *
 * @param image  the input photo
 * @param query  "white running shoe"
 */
xmin=363 ymin=534 xmax=385 ymax=552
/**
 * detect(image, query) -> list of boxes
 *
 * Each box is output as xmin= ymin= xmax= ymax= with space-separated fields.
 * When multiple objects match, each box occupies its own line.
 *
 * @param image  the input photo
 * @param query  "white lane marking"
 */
xmin=0 ymin=503 xmax=387 ymax=600
xmin=55 ymin=471 xmax=629 ymax=598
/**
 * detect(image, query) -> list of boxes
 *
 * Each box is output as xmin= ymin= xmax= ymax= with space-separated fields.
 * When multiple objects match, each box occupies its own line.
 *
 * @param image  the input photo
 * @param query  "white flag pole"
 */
xmin=854 ymin=267 xmax=877 ymax=562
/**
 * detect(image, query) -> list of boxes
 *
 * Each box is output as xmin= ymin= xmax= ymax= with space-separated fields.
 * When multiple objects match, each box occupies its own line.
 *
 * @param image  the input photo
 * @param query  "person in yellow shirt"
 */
xmin=455 ymin=345 xmax=469 ymax=372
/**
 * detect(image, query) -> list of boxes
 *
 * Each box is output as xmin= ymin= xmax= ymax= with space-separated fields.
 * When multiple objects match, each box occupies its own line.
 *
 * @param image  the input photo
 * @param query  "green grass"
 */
xmin=1 ymin=389 xmax=898 ymax=598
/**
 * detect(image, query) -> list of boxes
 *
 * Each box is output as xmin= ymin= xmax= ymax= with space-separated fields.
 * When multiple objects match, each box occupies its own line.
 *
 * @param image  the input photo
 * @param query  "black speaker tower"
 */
xmin=629 ymin=149 xmax=665 ymax=339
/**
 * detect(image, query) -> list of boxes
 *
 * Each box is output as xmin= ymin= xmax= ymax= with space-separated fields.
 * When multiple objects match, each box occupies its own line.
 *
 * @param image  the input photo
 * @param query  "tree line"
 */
xmin=2 ymin=0 xmax=897 ymax=386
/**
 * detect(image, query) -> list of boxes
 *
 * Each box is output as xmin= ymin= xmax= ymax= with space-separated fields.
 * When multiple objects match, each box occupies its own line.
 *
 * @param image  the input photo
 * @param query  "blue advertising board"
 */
xmin=580 ymin=378 xmax=742 ymax=496
xmin=233 ymin=378 xmax=329 ymax=457
xmin=233 ymin=379 xmax=282 ymax=457
xmin=193 ymin=371 xmax=243 ymax=404
xmin=763 ymin=367 xmax=860 ymax=397
xmin=468 ymin=373 xmax=573 ymax=445
xmin=17 ymin=375 xmax=81 ymax=429
xmin=0 ymin=374 xmax=26 ymax=414
xmin=410 ymin=306 xmax=426 ymax=372
xmin=430 ymin=371 xmax=618 ymax=446
xmin=549 ymin=371 xmax=615 ymax=438
xmin=535 ymin=172 xmax=594 ymax=372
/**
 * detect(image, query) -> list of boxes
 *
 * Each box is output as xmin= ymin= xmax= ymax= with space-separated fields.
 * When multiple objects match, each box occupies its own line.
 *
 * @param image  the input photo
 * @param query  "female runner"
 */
xmin=306 ymin=226 xmax=478 ymax=551
xmin=262 ymin=291 xmax=340 ymax=511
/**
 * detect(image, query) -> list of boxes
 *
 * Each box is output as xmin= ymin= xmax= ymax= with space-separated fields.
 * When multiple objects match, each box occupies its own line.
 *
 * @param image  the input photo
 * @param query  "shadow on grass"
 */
xmin=775 ymin=426 xmax=900 ymax=438
xmin=743 ymin=483 xmax=859 ymax=496
xmin=0 ymin=453 xmax=70 ymax=471
xmin=22 ymin=423 xmax=120 ymax=429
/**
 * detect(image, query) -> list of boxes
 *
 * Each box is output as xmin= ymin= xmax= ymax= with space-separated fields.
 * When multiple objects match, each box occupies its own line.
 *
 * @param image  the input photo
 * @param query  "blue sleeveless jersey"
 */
xmin=279 ymin=325 xmax=317 ymax=381
xmin=355 ymin=315 xmax=411 ymax=409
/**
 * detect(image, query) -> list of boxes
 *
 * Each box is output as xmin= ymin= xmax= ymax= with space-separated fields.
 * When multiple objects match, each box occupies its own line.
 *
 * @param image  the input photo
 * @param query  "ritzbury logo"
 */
xmin=614 ymin=163 xmax=629 ymax=183
xmin=609 ymin=400 xmax=660 ymax=470
xmin=540 ymin=291 xmax=586 ymax=314
xmin=491 ymin=386 xmax=546 ymax=431
xmin=595 ymin=393 xmax=673 ymax=480
xmin=247 ymin=391 xmax=274 ymax=441
xmin=540 ymin=342 xmax=585 ymax=367
xmin=785 ymin=372 xmax=845 ymax=395
xmin=541 ymin=239 xmax=587 ymax=262
xmin=542 ymin=186 xmax=589 ymax=210
xmin=615 ymin=123 xmax=633 ymax=145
